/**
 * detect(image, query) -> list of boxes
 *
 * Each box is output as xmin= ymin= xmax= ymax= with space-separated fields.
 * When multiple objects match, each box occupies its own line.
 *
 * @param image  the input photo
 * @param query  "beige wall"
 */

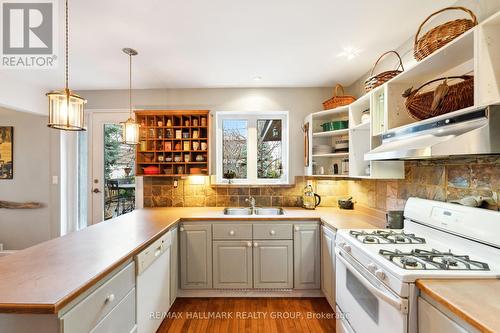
xmin=0 ymin=107 xmax=59 ymax=250
xmin=81 ymin=87 xmax=332 ymax=179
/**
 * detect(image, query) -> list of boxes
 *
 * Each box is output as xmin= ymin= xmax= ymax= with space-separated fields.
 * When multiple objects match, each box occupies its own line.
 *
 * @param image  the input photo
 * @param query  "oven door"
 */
xmin=335 ymin=247 xmax=408 ymax=333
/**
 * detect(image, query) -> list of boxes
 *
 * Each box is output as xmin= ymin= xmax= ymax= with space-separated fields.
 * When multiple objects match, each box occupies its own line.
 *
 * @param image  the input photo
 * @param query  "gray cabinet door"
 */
xmin=213 ymin=241 xmax=253 ymax=289
xmin=294 ymin=224 xmax=320 ymax=289
xmin=321 ymin=226 xmax=336 ymax=306
xmin=170 ymin=226 xmax=178 ymax=305
xmin=180 ymin=224 xmax=212 ymax=289
xmin=253 ymin=240 xmax=293 ymax=289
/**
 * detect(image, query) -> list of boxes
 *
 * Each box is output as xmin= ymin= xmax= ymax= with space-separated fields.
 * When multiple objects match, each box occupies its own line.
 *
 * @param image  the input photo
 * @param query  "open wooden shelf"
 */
xmin=312 ymin=129 xmax=349 ymax=137
xmin=135 ymin=110 xmax=210 ymax=177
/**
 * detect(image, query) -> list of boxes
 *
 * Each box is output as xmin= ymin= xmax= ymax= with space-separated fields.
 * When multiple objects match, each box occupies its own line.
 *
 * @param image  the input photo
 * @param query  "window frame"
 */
xmin=215 ymin=111 xmax=289 ymax=185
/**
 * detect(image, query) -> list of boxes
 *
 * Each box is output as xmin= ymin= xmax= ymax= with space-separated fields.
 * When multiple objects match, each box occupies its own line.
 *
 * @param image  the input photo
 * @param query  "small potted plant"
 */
xmin=223 ymin=170 xmax=236 ymax=184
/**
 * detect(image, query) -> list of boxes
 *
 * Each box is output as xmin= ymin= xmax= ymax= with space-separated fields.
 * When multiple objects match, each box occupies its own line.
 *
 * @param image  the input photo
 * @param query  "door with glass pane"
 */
xmin=91 ymin=112 xmax=136 ymax=224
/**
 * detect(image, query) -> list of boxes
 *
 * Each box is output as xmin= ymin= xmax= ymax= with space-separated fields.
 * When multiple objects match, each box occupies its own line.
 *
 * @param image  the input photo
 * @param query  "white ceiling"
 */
xmin=3 ymin=0 xmax=456 ymax=91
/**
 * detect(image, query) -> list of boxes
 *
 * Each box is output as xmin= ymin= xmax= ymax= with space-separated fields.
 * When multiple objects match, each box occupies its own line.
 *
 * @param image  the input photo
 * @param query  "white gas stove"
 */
xmin=335 ymin=197 xmax=500 ymax=333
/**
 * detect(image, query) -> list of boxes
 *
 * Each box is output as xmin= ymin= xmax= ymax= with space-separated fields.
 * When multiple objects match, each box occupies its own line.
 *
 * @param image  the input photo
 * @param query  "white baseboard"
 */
xmin=177 ymin=289 xmax=324 ymax=298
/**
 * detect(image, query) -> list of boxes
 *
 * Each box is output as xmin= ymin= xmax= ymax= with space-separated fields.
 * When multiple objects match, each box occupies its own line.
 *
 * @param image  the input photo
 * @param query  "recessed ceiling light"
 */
xmin=337 ymin=47 xmax=361 ymax=60
xmin=253 ymin=76 xmax=262 ymax=81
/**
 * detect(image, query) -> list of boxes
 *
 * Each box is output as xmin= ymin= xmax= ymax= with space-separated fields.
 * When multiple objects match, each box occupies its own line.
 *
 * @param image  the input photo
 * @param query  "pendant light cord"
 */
xmin=129 ymin=52 xmax=132 ymax=117
xmin=65 ymin=0 xmax=69 ymax=90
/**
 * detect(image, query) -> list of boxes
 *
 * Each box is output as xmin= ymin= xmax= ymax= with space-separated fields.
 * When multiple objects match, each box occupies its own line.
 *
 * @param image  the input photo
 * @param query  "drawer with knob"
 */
xmin=253 ymin=224 xmax=292 ymax=240
xmin=61 ymin=262 xmax=135 ymax=333
xmin=213 ymin=223 xmax=252 ymax=240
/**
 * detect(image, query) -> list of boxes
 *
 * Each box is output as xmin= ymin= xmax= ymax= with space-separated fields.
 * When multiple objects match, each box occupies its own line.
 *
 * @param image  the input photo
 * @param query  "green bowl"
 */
xmin=331 ymin=120 xmax=349 ymax=130
xmin=321 ymin=123 xmax=332 ymax=132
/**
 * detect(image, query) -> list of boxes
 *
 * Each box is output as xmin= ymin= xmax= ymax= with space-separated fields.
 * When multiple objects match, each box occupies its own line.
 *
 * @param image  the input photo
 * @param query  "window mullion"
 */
xmin=247 ymin=117 xmax=257 ymax=183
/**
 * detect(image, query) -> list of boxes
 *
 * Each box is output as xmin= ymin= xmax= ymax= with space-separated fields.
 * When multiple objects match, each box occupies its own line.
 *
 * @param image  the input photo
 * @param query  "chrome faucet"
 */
xmin=245 ymin=196 xmax=256 ymax=211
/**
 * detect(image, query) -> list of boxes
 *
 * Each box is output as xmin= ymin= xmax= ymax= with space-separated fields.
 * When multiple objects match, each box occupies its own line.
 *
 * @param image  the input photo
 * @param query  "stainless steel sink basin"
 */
xmin=223 ymin=207 xmax=253 ymax=215
xmin=222 ymin=207 xmax=285 ymax=215
xmin=253 ymin=207 xmax=284 ymax=215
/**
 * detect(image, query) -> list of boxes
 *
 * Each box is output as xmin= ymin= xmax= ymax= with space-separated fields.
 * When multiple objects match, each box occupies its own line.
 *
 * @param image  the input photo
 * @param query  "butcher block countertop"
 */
xmin=0 ymin=206 xmax=383 ymax=314
xmin=417 ymin=279 xmax=500 ymax=333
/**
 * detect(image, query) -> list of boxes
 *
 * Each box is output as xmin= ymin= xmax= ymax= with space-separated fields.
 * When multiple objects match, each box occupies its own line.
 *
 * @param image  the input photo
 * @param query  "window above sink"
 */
xmin=215 ymin=111 xmax=289 ymax=185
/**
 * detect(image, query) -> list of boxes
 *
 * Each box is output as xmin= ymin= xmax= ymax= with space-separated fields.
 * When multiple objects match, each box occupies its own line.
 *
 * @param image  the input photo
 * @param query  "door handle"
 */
xmin=93 ymin=188 xmax=101 ymax=193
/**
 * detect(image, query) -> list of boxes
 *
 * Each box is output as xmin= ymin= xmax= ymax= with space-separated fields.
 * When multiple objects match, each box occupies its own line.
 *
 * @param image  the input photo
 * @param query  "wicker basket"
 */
xmin=364 ymin=51 xmax=404 ymax=92
xmin=322 ymin=84 xmax=356 ymax=110
xmin=403 ymin=75 xmax=474 ymax=120
xmin=414 ymin=7 xmax=477 ymax=61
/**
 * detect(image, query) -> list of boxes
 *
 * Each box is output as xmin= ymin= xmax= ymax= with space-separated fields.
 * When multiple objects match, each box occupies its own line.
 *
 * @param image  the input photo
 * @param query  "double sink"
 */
xmin=223 ymin=207 xmax=284 ymax=216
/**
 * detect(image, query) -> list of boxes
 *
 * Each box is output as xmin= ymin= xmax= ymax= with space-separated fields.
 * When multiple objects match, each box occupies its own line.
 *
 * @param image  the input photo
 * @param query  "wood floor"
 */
xmin=157 ymin=297 xmax=336 ymax=333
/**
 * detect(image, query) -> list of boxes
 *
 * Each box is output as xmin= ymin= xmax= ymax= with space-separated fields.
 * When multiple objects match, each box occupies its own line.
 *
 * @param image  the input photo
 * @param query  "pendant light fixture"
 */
xmin=46 ymin=0 xmax=86 ymax=131
xmin=120 ymin=48 xmax=140 ymax=145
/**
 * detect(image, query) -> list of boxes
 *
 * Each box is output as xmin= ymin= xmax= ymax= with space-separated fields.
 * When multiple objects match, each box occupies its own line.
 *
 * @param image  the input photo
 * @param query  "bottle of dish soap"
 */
xmin=302 ymin=180 xmax=321 ymax=210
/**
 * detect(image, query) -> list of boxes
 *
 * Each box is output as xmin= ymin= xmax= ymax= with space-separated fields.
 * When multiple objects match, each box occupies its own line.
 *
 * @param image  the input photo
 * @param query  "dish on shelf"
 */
xmin=334 ymin=138 xmax=349 ymax=152
xmin=321 ymin=120 xmax=349 ymax=132
xmin=361 ymin=109 xmax=371 ymax=123
xmin=313 ymin=144 xmax=333 ymax=155
xmin=190 ymin=167 xmax=202 ymax=174
xmin=143 ymin=166 xmax=160 ymax=175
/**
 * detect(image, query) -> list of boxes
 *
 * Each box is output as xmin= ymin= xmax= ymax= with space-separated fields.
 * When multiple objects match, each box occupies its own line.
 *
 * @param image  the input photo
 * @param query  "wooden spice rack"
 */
xmin=135 ymin=110 xmax=210 ymax=176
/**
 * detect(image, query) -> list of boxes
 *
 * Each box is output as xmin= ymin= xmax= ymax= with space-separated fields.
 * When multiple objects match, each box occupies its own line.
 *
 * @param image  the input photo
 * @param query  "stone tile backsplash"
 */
xmin=143 ymin=177 xmax=350 ymax=208
xmin=143 ymin=157 xmax=499 ymax=211
xmin=349 ymin=157 xmax=500 ymax=211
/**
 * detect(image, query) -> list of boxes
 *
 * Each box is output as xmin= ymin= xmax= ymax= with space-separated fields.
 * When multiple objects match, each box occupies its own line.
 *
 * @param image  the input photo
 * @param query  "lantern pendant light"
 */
xmin=120 ymin=48 xmax=140 ymax=145
xmin=46 ymin=0 xmax=86 ymax=131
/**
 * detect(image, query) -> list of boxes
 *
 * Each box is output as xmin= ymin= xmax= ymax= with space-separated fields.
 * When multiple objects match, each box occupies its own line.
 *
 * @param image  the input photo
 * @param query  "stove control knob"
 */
xmin=343 ymin=244 xmax=351 ymax=253
xmin=375 ymin=269 xmax=386 ymax=280
xmin=367 ymin=263 xmax=377 ymax=272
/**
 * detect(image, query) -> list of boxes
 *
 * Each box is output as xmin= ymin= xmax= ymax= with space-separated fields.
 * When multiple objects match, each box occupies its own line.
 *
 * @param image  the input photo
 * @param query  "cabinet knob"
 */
xmin=367 ymin=263 xmax=377 ymax=272
xmin=105 ymin=294 xmax=115 ymax=303
xmin=294 ymin=226 xmax=300 ymax=231
xmin=247 ymin=242 xmax=252 ymax=248
xmin=254 ymin=242 xmax=258 ymax=248
xmin=375 ymin=269 xmax=386 ymax=280
xmin=180 ymin=227 xmax=184 ymax=232
xmin=229 ymin=230 xmax=235 ymax=236
xmin=270 ymin=230 xmax=276 ymax=235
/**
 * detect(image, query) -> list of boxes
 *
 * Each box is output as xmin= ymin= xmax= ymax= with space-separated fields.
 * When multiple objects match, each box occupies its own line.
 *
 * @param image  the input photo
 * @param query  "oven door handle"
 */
xmin=336 ymin=248 xmax=408 ymax=314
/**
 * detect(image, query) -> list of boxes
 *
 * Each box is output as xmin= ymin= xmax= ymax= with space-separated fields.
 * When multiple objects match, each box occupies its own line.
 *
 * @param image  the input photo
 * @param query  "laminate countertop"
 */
xmin=0 ymin=206 xmax=384 ymax=314
xmin=417 ymin=279 xmax=500 ymax=333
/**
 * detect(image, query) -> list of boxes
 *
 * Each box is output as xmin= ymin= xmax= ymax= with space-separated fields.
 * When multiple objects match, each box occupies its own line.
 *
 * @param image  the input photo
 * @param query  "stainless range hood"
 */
xmin=365 ymin=105 xmax=500 ymax=161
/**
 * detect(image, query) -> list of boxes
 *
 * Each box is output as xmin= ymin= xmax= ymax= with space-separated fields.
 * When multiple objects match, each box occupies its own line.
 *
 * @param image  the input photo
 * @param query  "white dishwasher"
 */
xmin=136 ymin=230 xmax=171 ymax=333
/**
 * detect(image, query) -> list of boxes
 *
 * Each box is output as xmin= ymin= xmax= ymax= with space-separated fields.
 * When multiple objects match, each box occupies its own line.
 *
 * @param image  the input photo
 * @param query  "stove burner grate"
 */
xmin=379 ymin=249 xmax=490 ymax=271
xmin=350 ymin=230 xmax=426 ymax=244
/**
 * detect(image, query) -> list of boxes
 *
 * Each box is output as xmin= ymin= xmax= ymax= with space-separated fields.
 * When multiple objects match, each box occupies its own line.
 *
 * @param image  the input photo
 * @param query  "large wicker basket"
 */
xmin=364 ymin=51 xmax=404 ymax=92
xmin=403 ymin=75 xmax=474 ymax=120
xmin=414 ymin=7 xmax=477 ymax=61
xmin=322 ymin=84 xmax=356 ymax=110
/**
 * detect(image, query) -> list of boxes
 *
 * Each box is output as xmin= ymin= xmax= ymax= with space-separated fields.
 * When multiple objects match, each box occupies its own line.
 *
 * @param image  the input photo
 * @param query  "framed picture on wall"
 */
xmin=0 ymin=127 xmax=13 ymax=179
